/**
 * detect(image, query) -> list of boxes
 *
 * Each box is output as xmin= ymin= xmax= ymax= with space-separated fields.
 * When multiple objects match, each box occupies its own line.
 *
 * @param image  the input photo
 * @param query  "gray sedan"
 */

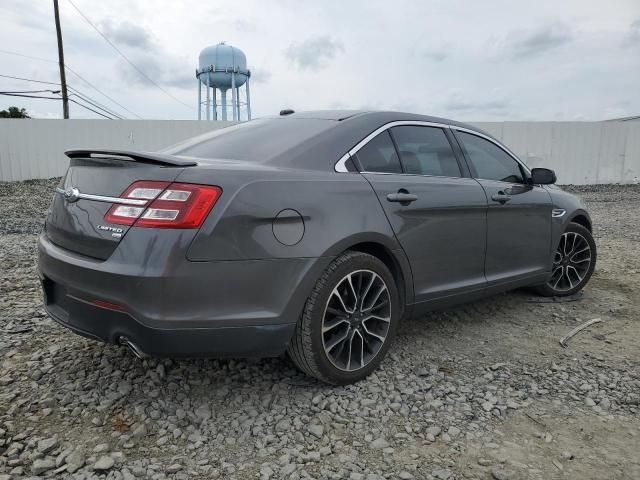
xmin=38 ymin=110 xmax=596 ymax=384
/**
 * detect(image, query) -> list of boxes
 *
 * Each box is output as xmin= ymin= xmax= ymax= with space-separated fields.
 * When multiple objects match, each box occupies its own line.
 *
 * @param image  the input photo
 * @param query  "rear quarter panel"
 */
xmin=178 ymin=166 xmax=401 ymax=261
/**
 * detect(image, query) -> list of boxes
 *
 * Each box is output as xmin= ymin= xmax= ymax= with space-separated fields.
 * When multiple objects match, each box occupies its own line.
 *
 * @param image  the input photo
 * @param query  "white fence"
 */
xmin=474 ymin=121 xmax=640 ymax=185
xmin=1 ymin=119 xmax=639 ymax=184
xmin=0 ymin=120 xmax=232 ymax=182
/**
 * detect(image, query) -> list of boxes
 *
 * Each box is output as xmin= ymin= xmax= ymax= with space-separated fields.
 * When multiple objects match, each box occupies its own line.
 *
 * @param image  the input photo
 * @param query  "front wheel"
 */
xmin=288 ymin=251 xmax=400 ymax=385
xmin=536 ymin=222 xmax=597 ymax=297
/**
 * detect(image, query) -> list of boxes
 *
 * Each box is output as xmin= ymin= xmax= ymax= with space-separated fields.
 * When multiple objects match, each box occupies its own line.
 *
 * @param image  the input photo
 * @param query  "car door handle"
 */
xmin=387 ymin=192 xmax=418 ymax=204
xmin=491 ymin=193 xmax=512 ymax=204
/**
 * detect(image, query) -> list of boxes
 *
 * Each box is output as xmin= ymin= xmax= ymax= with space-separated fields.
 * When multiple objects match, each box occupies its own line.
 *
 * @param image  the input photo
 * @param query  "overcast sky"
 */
xmin=1 ymin=0 xmax=639 ymax=121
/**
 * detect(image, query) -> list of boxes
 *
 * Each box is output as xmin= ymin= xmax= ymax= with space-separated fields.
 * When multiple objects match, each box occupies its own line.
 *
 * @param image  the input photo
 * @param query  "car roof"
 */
xmin=281 ymin=110 xmax=367 ymax=121
xmin=282 ymin=110 xmax=489 ymax=135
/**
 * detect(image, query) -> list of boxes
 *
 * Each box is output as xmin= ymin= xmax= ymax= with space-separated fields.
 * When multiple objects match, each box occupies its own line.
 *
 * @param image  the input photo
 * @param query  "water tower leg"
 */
xmin=221 ymin=89 xmax=227 ymax=121
xmin=212 ymin=87 xmax=217 ymax=120
xmin=205 ymin=78 xmax=210 ymax=121
xmin=197 ymin=76 xmax=202 ymax=120
xmin=236 ymin=87 xmax=241 ymax=120
xmin=231 ymin=73 xmax=237 ymax=121
xmin=245 ymin=79 xmax=251 ymax=120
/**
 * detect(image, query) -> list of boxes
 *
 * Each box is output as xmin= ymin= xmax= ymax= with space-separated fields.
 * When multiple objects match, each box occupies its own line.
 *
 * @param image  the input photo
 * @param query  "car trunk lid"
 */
xmin=45 ymin=150 xmax=196 ymax=260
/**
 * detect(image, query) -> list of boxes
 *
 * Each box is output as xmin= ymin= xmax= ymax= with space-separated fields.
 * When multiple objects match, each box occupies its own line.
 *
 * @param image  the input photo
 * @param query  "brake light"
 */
xmin=104 ymin=181 xmax=222 ymax=229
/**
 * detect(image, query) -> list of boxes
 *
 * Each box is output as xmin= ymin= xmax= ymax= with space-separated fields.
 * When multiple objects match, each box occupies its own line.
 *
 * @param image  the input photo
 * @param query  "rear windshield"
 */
xmin=163 ymin=118 xmax=335 ymax=161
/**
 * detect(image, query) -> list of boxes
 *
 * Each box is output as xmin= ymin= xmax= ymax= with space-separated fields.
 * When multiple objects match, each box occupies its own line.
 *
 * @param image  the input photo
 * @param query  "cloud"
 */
xmin=98 ymin=20 xmax=193 ymax=90
xmin=250 ymin=67 xmax=271 ymax=84
xmin=423 ymin=50 xmax=448 ymax=62
xmin=442 ymin=92 xmax=511 ymax=114
xmin=500 ymin=22 xmax=573 ymax=59
xmin=624 ymin=19 xmax=640 ymax=46
xmin=231 ymin=19 xmax=257 ymax=33
xmin=116 ymin=52 xmax=194 ymax=90
xmin=2 ymin=0 xmax=638 ymax=121
xmin=285 ymin=35 xmax=343 ymax=71
xmin=100 ymin=19 xmax=155 ymax=50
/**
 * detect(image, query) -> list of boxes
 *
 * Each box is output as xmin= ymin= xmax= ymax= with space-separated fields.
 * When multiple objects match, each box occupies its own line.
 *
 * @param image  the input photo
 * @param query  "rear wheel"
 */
xmin=288 ymin=251 xmax=400 ymax=385
xmin=536 ymin=222 xmax=596 ymax=297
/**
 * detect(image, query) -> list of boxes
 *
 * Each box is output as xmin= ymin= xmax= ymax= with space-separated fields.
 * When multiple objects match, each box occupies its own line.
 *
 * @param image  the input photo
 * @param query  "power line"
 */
xmin=0 ymin=80 xmax=118 ymax=119
xmin=68 ymin=88 xmax=122 ymax=118
xmin=0 ymin=73 xmax=125 ymax=119
xmin=68 ymin=97 xmax=114 ymax=119
xmin=0 ymin=91 xmax=116 ymax=119
xmin=0 ymin=92 xmax=62 ymax=100
xmin=0 ymin=49 xmax=142 ymax=118
xmin=68 ymin=91 xmax=123 ymax=119
xmin=64 ymin=65 xmax=142 ymax=118
xmin=66 ymin=0 xmax=192 ymax=110
xmin=0 ymin=89 xmax=61 ymax=94
xmin=0 ymin=73 xmax=59 ymax=85
xmin=0 ymin=49 xmax=57 ymax=63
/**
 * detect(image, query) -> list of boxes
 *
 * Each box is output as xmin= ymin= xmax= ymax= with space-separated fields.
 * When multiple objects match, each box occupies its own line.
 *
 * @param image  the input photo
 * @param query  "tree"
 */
xmin=0 ymin=106 xmax=30 ymax=118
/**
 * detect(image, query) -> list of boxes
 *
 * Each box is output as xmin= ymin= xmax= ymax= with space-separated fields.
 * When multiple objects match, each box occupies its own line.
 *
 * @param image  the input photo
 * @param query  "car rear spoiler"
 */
xmin=65 ymin=149 xmax=197 ymax=167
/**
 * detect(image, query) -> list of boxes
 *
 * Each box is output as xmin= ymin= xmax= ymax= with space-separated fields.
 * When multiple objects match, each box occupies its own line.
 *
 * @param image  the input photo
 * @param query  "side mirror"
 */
xmin=531 ymin=167 xmax=556 ymax=185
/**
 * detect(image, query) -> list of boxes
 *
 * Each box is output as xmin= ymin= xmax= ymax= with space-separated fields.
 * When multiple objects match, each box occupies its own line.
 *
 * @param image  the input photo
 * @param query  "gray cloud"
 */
xmin=443 ymin=93 xmax=511 ymax=113
xmin=502 ymin=22 xmax=573 ymax=59
xmin=624 ymin=19 xmax=640 ymax=46
xmin=423 ymin=49 xmax=448 ymax=62
xmin=231 ymin=19 xmax=257 ymax=33
xmin=116 ymin=52 xmax=194 ymax=90
xmin=286 ymin=35 xmax=343 ymax=71
xmin=99 ymin=20 xmax=193 ymax=90
xmin=250 ymin=67 xmax=272 ymax=84
xmin=2 ymin=0 xmax=638 ymax=121
xmin=3 ymin=0 xmax=52 ymax=32
xmin=100 ymin=19 xmax=155 ymax=50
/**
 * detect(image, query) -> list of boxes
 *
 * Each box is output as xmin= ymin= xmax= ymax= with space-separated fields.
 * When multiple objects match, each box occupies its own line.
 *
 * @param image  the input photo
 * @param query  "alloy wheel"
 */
xmin=321 ymin=269 xmax=391 ymax=372
xmin=547 ymin=231 xmax=592 ymax=292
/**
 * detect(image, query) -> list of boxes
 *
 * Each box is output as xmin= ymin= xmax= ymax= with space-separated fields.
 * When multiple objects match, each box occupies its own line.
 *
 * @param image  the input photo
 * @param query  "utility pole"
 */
xmin=53 ymin=0 xmax=69 ymax=118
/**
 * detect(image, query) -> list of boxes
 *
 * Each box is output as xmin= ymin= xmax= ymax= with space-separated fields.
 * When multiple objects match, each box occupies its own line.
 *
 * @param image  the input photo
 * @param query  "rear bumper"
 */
xmin=42 ymin=283 xmax=294 ymax=357
xmin=38 ymin=231 xmax=333 ymax=357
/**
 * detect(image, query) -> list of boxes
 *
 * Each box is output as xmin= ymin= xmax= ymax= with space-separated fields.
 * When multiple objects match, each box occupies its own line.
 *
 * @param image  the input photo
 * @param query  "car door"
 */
xmin=355 ymin=124 xmax=488 ymax=306
xmin=453 ymin=129 xmax=552 ymax=286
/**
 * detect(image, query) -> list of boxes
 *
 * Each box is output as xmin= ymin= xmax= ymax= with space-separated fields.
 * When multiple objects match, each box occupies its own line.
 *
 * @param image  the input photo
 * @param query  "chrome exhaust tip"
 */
xmin=119 ymin=336 xmax=148 ymax=359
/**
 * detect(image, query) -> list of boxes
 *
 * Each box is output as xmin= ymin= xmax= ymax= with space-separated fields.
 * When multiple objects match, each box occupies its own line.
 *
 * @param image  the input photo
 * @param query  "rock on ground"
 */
xmin=0 ymin=180 xmax=639 ymax=479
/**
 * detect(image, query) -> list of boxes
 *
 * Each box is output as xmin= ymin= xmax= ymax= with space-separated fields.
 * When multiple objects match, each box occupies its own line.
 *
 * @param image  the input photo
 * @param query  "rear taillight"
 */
xmin=105 ymin=181 xmax=221 ymax=229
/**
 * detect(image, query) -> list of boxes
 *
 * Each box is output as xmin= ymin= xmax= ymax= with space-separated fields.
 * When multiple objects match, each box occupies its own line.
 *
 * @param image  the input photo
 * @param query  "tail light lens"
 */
xmin=105 ymin=181 xmax=222 ymax=229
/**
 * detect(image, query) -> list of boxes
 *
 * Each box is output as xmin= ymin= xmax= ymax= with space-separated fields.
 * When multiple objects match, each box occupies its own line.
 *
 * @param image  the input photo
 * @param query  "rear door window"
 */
xmin=389 ymin=126 xmax=462 ymax=177
xmin=354 ymin=131 xmax=403 ymax=174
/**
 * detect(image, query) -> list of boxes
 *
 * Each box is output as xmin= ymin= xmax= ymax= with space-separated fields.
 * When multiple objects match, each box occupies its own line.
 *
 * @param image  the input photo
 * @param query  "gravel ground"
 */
xmin=1 ymin=179 xmax=639 ymax=480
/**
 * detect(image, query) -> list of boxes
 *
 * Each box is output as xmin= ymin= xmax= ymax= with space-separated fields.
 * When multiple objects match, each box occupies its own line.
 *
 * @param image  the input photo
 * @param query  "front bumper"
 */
xmin=38 ymin=231 xmax=332 ymax=357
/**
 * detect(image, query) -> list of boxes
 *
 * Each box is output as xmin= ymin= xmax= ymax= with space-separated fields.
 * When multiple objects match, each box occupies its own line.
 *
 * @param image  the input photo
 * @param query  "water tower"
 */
xmin=196 ymin=42 xmax=251 ymax=121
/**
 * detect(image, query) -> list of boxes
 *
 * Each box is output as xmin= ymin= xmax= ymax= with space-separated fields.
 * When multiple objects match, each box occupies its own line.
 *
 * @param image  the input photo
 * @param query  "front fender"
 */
xmin=546 ymin=185 xmax=593 ymax=256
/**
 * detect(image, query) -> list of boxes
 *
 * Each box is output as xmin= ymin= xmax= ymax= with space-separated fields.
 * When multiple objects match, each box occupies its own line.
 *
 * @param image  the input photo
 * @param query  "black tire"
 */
xmin=287 ymin=251 xmax=400 ymax=385
xmin=535 ymin=222 xmax=597 ymax=297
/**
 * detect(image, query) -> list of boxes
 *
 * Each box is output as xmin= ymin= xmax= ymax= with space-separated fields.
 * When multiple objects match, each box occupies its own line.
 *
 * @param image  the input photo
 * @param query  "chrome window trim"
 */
xmin=334 ymin=121 xmax=531 ymax=176
xmin=334 ymin=120 xmax=452 ymax=173
xmin=451 ymin=126 xmax=531 ymax=175
xmin=55 ymin=187 xmax=148 ymax=206
xmin=360 ymin=171 xmax=475 ymax=181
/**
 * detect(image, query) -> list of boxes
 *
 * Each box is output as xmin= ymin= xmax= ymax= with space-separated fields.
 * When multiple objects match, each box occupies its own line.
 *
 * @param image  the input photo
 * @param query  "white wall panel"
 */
xmin=1 ymin=119 xmax=638 ymax=184
xmin=0 ymin=120 xmax=232 ymax=182
xmin=624 ymin=123 xmax=640 ymax=184
xmin=473 ymin=121 xmax=638 ymax=185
